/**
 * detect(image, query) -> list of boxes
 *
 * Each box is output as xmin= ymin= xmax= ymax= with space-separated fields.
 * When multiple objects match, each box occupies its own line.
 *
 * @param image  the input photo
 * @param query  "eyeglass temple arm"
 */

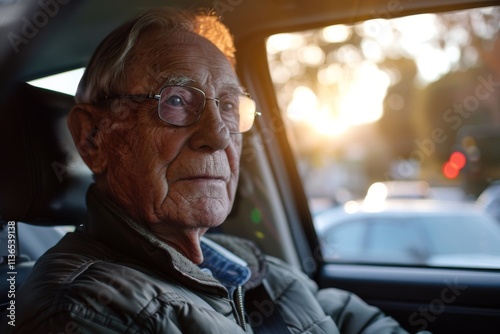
xmin=104 ymin=94 xmax=161 ymax=100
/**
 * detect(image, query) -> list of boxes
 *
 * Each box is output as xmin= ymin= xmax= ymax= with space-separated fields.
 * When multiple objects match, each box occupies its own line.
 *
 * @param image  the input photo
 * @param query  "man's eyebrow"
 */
xmin=226 ymin=85 xmax=247 ymax=95
xmin=156 ymin=75 xmax=246 ymax=94
xmin=165 ymin=76 xmax=196 ymax=86
xmin=150 ymin=75 xmax=195 ymax=93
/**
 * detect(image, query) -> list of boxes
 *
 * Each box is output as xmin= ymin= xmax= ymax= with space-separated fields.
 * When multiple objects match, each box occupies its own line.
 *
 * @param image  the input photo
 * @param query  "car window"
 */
xmin=267 ymin=6 xmax=500 ymax=269
xmin=366 ymin=218 xmax=421 ymax=259
xmin=28 ymin=67 xmax=84 ymax=95
xmin=322 ymin=219 xmax=366 ymax=259
xmin=17 ymin=223 xmax=76 ymax=261
xmin=420 ymin=214 xmax=500 ymax=254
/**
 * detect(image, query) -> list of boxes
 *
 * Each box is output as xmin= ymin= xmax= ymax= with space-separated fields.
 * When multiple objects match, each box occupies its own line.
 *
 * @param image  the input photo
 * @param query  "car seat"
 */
xmin=0 ymin=82 xmax=92 ymax=311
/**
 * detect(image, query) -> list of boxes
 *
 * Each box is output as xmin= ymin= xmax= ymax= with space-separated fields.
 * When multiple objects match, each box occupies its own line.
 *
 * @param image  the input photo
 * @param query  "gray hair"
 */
xmin=75 ymin=8 xmax=236 ymax=104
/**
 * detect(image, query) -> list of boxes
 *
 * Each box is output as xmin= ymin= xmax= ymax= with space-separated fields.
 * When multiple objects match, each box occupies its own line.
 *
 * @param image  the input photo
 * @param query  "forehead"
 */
xmin=126 ymin=30 xmax=239 ymax=91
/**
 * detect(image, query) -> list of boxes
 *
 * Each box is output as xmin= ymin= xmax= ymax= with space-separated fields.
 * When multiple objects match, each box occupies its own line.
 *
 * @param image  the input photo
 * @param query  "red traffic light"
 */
xmin=443 ymin=151 xmax=466 ymax=179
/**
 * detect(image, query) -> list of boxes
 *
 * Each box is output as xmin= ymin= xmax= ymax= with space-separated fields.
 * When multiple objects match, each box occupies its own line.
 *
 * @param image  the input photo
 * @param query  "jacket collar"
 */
xmin=82 ymin=185 xmax=264 ymax=293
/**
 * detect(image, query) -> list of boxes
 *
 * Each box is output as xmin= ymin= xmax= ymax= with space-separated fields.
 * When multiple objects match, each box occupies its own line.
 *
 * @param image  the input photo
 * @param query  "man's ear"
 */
xmin=67 ymin=105 xmax=107 ymax=174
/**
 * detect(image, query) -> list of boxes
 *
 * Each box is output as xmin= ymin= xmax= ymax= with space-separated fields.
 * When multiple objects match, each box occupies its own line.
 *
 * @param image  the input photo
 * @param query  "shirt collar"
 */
xmin=199 ymin=236 xmax=252 ymax=291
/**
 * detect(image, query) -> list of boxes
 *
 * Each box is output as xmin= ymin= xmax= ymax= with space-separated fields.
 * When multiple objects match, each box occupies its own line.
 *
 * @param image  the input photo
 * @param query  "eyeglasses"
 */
xmin=104 ymin=85 xmax=260 ymax=134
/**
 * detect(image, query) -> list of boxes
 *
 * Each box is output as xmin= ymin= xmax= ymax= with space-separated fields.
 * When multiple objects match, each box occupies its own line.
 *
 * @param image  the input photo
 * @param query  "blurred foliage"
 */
xmin=268 ymin=6 xmax=500 ymax=197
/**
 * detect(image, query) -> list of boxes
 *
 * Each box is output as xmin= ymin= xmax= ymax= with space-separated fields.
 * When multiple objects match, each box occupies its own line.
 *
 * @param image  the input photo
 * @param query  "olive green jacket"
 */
xmin=10 ymin=187 xmax=409 ymax=333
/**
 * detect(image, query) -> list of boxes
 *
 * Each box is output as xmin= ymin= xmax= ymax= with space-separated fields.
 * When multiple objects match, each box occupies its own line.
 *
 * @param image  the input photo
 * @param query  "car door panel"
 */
xmin=319 ymin=264 xmax=500 ymax=333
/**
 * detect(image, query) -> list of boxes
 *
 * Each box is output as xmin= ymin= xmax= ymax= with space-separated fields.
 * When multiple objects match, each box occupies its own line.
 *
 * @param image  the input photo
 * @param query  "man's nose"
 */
xmin=189 ymin=100 xmax=230 ymax=151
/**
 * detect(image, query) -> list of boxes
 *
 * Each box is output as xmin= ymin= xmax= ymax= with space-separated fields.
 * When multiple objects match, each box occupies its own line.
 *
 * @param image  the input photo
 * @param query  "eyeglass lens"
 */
xmin=157 ymin=86 xmax=256 ymax=133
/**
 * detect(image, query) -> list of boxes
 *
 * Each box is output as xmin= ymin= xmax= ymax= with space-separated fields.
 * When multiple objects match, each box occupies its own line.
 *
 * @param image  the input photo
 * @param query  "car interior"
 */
xmin=1 ymin=0 xmax=499 ymax=333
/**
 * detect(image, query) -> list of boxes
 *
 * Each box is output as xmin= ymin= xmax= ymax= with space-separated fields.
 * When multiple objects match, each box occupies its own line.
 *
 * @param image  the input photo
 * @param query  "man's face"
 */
xmin=97 ymin=31 xmax=243 ymax=233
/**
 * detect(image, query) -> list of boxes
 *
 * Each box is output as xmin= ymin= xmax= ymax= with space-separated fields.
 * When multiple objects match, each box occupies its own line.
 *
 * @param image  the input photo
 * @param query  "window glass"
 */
xmin=267 ymin=6 xmax=500 ymax=268
xmin=28 ymin=67 xmax=85 ymax=95
xmin=420 ymin=214 xmax=500 ymax=254
xmin=322 ymin=220 xmax=366 ymax=260
xmin=367 ymin=218 xmax=420 ymax=255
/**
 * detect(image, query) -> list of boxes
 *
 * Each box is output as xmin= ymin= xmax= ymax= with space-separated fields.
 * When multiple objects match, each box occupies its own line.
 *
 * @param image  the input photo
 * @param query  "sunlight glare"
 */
xmin=267 ymin=33 xmax=305 ymax=53
xmin=286 ymin=63 xmax=389 ymax=136
xmin=269 ymin=61 xmax=291 ymax=84
xmin=322 ymin=24 xmax=351 ymax=43
xmin=338 ymin=63 xmax=390 ymax=126
xmin=269 ymin=9 xmax=485 ymax=137
xmin=344 ymin=201 xmax=360 ymax=214
xmin=361 ymin=39 xmax=384 ymax=62
xmin=317 ymin=64 xmax=343 ymax=85
xmin=308 ymin=106 xmax=348 ymax=137
xmin=415 ymin=45 xmax=450 ymax=83
xmin=286 ymin=86 xmax=318 ymax=121
xmin=297 ymin=44 xmax=325 ymax=66
xmin=365 ymin=182 xmax=388 ymax=203
xmin=393 ymin=14 xmax=437 ymax=45
xmin=286 ymin=87 xmax=347 ymax=137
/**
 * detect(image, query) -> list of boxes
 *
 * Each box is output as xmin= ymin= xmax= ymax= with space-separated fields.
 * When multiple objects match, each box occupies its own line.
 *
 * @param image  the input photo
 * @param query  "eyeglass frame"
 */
xmin=99 ymin=85 xmax=261 ymax=134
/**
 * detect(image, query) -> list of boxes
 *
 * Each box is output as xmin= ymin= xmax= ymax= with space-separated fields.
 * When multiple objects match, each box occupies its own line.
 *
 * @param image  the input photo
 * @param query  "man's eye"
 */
xmin=219 ymin=97 xmax=238 ymax=113
xmin=165 ymin=95 xmax=184 ymax=107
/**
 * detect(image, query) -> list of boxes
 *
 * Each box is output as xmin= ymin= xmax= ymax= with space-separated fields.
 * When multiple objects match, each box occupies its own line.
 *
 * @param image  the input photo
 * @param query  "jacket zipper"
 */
xmin=235 ymin=285 xmax=246 ymax=331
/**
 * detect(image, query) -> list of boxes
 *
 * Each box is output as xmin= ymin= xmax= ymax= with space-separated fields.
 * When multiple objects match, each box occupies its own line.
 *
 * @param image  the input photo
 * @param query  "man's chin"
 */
xmin=187 ymin=204 xmax=231 ymax=227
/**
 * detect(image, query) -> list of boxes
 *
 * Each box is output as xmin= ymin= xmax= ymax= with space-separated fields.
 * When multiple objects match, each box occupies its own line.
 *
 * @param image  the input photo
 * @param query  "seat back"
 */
xmin=0 ymin=82 xmax=92 ymax=312
xmin=0 ymin=82 xmax=92 ymax=225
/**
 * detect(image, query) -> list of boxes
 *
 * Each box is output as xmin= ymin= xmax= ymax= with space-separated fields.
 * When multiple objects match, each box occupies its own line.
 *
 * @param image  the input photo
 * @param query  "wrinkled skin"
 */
xmin=68 ymin=31 xmax=243 ymax=264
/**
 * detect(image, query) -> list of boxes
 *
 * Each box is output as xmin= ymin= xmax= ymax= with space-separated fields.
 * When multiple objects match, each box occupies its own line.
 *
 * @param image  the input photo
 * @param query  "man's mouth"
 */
xmin=179 ymin=175 xmax=227 ymax=182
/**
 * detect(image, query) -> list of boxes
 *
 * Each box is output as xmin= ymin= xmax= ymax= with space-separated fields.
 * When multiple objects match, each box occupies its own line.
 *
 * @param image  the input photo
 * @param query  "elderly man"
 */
xmin=11 ymin=8 xmax=411 ymax=334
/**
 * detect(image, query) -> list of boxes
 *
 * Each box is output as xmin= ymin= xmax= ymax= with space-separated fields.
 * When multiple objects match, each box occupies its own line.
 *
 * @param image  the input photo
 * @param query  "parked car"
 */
xmin=1 ymin=0 xmax=500 ymax=333
xmin=314 ymin=200 xmax=500 ymax=268
xmin=477 ymin=181 xmax=500 ymax=222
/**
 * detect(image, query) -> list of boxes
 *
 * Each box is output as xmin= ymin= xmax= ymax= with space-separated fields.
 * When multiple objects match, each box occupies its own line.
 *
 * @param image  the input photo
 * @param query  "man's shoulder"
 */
xmin=13 ymin=232 xmax=184 ymax=333
xmin=31 ymin=229 xmax=113 ymax=265
xmin=18 ymin=230 xmax=118 ymax=293
xmin=22 ymin=230 xmax=171 ymax=295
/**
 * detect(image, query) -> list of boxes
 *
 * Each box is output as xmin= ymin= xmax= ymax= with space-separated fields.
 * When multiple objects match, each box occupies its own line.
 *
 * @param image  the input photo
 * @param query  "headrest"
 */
xmin=0 ymin=83 xmax=92 ymax=225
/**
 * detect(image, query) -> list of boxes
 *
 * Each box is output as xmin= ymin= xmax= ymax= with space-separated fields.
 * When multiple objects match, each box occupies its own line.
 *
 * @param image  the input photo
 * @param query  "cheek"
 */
xmin=101 ymin=125 xmax=188 ymax=223
xmin=228 ymin=137 xmax=243 ymax=176
xmin=102 ymin=129 xmax=152 ymax=193
xmin=152 ymin=129 xmax=186 ymax=164
xmin=226 ymin=138 xmax=243 ymax=198
xmin=103 ymin=122 xmax=176 ymax=188
xmin=129 ymin=112 xmax=186 ymax=171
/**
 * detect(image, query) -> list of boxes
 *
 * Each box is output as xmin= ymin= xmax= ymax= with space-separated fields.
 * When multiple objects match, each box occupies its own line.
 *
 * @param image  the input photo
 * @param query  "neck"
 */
xmin=148 ymin=224 xmax=209 ymax=264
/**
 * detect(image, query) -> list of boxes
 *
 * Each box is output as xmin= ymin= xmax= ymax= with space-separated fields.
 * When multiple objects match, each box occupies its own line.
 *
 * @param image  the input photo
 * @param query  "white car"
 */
xmin=477 ymin=181 xmax=500 ymax=222
xmin=314 ymin=200 xmax=500 ymax=268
